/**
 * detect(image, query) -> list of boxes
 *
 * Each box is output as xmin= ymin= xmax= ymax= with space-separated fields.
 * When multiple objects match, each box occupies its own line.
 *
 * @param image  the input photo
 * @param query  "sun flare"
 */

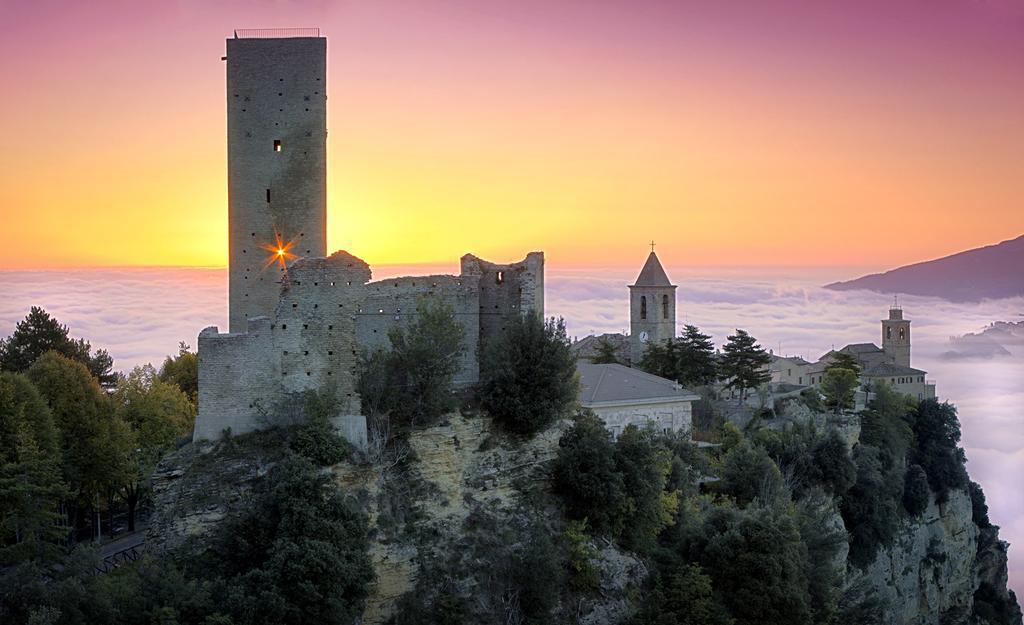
xmin=260 ymin=233 xmax=298 ymax=270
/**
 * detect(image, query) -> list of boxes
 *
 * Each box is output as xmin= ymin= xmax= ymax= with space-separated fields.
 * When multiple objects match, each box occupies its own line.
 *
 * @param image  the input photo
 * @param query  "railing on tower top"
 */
xmin=234 ymin=28 xmax=321 ymax=39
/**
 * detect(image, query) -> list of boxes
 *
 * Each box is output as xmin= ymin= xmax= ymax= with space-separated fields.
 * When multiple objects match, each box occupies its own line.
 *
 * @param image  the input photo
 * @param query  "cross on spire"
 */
xmin=650 ymin=240 xmax=656 ymax=252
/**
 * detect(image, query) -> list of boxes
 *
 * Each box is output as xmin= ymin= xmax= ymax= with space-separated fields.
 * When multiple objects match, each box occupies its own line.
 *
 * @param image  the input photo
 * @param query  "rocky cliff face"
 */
xmin=855 ymin=490 xmax=977 ymax=623
xmin=834 ymin=488 xmax=1021 ymax=625
xmin=337 ymin=413 xmax=645 ymax=624
xmin=149 ymin=415 xmax=1020 ymax=625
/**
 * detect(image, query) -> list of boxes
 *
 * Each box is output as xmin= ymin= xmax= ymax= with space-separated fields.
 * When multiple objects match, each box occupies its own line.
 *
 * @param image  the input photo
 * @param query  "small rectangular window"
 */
xmin=274 ymin=139 xmax=282 ymax=152
xmin=266 ymin=188 xmax=271 ymax=203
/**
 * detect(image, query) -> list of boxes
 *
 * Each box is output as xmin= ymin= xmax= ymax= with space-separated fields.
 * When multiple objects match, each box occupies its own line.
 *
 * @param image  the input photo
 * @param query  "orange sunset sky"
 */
xmin=2 ymin=0 xmax=1023 ymax=270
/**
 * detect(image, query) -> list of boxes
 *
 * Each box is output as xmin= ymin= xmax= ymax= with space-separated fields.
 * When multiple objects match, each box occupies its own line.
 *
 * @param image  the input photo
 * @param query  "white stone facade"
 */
xmin=589 ymin=399 xmax=693 ymax=440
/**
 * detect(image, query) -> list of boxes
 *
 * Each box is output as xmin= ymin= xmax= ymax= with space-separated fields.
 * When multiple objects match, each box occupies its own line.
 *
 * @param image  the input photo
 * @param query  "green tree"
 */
xmin=591 ymin=335 xmax=622 ymax=364
xmin=697 ymin=504 xmax=813 ymax=625
xmin=510 ymin=522 xmax=566 ymax=624
xmin=719 ymin=440 xmax=784 ymax=506
xmin=968 ymin=481 xmax=991 ymax=528
xmin=480 ymin=315 xmax=578 ymax=436
xmin=908 ymin=399 xmax=968 ymax=504
xmin=26 ymin=352 xmax=128 ymax=539
xmin=114 ymin=365 xmax=195 ymax=531
xmin=718 ymin=330 xmax=771 ymax=394
xmin=116 ymin=365 xmax=194 ymax=451
xmin=0 ymin=373 xmax=66 ymax=565
xmin=811 ymin=430 xmax=856 ymax=496
xmin=615 ymin=425 xmax=678 ymax=552
xmin=289 ymin=387 xmax=351 ymax=466
xmin=158 ymin=342 xmax=198 ymax=405
xmin=902 ymin=464 xmax=930 ymax=516
xmin=386 ymin=299 xmax=465 ymax=426
xmin=552 ymin=411 xmax=626 ymax=536
xmin=633 ymin=562 xmax=734 ymax=625
xmin=0 ymin=307 xmax=114 ymax=385
xmin=821 ymin=368 xmax=858 ymax=414
xmin=858 ymin=382 xmax=914 ymax=471
xmin=554 ymin=415 xmax=681 ymax=550
xmin=826 ymin=352 xmax=862 ymax=377
xmin=676 ymin=325 xmax=718 ymax=387
xmin=638 ymin=340 xmax=674 ymax=379
xmin=201 ymin=455 xmax=374 ymax=625
xmin=840 ymin=444 xmax=901 ymax=568
xmin=562 ymin=520 xmax=600 ymax=591
xmin=0 ymin=372 xmax=59 ymax=460
xmin=356 ymin=348 xmax=395 ymax=419
xmin=796 ymin=492 xmax=847 ymax=624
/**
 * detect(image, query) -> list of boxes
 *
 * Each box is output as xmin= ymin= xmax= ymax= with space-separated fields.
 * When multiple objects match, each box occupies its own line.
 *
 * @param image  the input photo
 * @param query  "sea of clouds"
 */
xmin=2 ymin=266 xmax=1022 ymax=594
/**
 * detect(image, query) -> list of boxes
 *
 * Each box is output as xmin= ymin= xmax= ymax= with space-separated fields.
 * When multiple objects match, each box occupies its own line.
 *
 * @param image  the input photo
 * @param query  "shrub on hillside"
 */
xmin=969 ymin=481 xmax=992 ymax=528
xmin=631 ymin=562 xmax=733 ymax=625
xmin=199 ymin=455 xmax=374 ymax=624
xmin=288 ymin=388 xmax=352 ymax=466
xmin=718 ymin=440 xmax=784 ymax=506
xmin=552 ymin=414 xmax=678 ymax=551
xmin=908 ymin=399 xmax=968 ymax=504
xmin=811 ymin=431 xmax=857 ymax=496
xmin=552 ymin=411 xmax=625 ymax=536
xmin=840 ymin=445 xmax=902 ymax=568
xmin=902 ymin=464 xmax=930 ymax=517
xmin=695 ymin=504 xmax=813 ymax=625
xmin=479 ymin=314 xmax=578 ymax=436
xmin=356 ymin=299 xmax=465 ymax=427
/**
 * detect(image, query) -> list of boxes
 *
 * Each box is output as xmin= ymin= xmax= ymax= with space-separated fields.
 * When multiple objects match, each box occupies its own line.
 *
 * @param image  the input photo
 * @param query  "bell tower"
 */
xmin=629 ymin=246 xmax=676 ymax=365
xmin=882 ymin=300 xmax=911 ymax=367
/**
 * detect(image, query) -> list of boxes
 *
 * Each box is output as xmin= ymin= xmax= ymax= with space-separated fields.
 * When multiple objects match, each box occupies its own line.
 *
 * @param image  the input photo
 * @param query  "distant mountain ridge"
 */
xmin=825 ymin=234 xmax=1024 ymax=301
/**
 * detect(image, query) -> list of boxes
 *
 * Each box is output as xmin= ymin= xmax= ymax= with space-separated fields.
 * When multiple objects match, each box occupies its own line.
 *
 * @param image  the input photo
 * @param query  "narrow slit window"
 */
xmin=640 ymin=296 xmax=647 ymax=320
xmin=266 ymin=188 xmax=271 ymax=203
xmin=273 ymin=139 xmax=282 ymax=152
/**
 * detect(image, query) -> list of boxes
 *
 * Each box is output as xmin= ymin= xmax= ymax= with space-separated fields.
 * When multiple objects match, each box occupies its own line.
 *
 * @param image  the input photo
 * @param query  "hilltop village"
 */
xmin=5 ymin=28 xmax=1020 ymax=625
xmin=195 ymin=29 xmax=937 ymax=446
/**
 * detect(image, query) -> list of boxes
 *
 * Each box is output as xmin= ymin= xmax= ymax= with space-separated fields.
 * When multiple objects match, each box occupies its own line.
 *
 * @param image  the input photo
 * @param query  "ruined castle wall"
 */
xmin=460 ymin=252 xmax=545 ymax=349
xmin=356 ymin=275 xmax=481 ymax=385
xmin=273 ymin=253 xmax=370 ymax=411
xmin=195 ymin=252 xmax=370 ymax=442
xmin=197 ymin=251 xmax=544 ymax=441
xmin=195 ymin=317 xmax=282 ymax=441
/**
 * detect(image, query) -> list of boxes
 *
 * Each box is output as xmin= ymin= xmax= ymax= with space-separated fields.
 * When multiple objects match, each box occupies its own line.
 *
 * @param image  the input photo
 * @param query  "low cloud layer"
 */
xmin=3 ymin=266 xmax=1023 ymax=594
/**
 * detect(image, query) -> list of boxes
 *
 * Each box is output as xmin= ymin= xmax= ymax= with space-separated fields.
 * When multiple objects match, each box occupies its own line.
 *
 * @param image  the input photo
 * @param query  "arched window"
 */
xmin=886 ymin=326 xmax=892 ymax=339
xmin=640 ymin=296 xmax=647 ymax=320
xmin=662 ymin=294 xmax=669 ymax=319
xmin=898 ymin=327 xmax=905 ymax=340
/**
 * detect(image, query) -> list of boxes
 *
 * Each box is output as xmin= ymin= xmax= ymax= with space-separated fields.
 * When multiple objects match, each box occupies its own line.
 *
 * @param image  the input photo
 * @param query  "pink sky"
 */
xmin=1 ymin=0 xmax=1022 ymax=268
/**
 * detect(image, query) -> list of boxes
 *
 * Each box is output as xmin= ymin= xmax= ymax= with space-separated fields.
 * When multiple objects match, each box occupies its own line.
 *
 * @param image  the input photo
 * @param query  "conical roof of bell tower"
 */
xmin=632 ymin=251 xmax=674 ymax=287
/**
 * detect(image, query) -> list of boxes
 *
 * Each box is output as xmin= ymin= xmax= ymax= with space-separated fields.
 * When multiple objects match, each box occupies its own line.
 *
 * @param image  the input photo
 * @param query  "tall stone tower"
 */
xmin=226 ymin=29 xmax=328 ymax=333
xmin=629 ymin=250 xmax=676 ymax=364
xmin=882 ymin=303 xmax=911 ymax=367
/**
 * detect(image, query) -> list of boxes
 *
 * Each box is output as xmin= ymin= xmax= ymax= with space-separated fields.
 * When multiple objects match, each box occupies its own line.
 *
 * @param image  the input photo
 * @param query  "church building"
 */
xmin=629 ymin=249 xmax=677 ymax=364
xmin=571 ymin=248 xmax=678 ymax=366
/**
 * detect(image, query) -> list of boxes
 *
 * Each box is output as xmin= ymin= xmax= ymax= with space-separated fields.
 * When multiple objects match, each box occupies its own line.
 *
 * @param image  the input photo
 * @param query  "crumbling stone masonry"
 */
xmin=194 ymin=251 xmax=544 ymax=442
xmin=194 ymin=31 xmax=544 ymax=443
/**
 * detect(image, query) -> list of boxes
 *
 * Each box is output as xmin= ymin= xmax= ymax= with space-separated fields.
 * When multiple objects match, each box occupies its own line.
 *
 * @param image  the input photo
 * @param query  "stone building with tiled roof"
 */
xmin=577 ymin=362 xmax=699 ymax=438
